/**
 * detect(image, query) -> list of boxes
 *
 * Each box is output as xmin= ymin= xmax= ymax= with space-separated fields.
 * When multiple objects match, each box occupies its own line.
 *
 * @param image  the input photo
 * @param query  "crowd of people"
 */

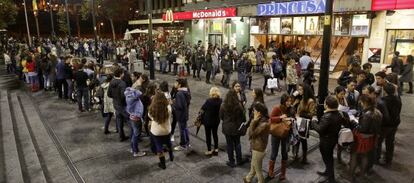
xmin=2 ymin=36 xmax=412 ymax=183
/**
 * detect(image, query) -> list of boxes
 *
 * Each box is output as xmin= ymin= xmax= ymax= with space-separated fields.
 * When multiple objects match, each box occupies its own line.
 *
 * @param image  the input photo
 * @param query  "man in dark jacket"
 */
xmin=377 ymin=83 xmax=402 ymax=166
xmin=108 ymin=68 xmax=129 ymax=142
xmin=192 ymin=48 xmax=204 ymax=80
xmin=311 ymin=95 xmax=343 ymax=183
xmin=173 ymin=78 xmax=191 ymax=151
xmin=221 ymin=54 xmax=233 ymax=88
xmin=74 ymin=64 xmax=90 ymax=112
xmin=237 ymin=54 xmax=250 ymax=91
xmin=386 ymin=51 xmax=403 ymax=74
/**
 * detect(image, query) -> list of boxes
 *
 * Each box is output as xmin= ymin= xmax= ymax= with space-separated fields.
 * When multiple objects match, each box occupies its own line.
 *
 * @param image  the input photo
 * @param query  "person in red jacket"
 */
xmin=268 ymin=93 xmax=295 ymax=180
xmin=26 ymin=57 xmax=39 ymax=92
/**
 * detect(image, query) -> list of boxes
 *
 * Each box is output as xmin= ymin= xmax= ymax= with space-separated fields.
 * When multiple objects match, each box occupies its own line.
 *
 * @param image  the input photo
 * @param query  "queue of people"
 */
xmin=2 ymin=36 xmax=409 ymax=183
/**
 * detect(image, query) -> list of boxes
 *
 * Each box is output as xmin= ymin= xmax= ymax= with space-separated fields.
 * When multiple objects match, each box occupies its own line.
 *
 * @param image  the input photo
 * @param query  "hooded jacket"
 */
xmin=173 ymin=88 xmax=191 ymax=122
xmin=124 ymin=87 xmax=144 ymax=120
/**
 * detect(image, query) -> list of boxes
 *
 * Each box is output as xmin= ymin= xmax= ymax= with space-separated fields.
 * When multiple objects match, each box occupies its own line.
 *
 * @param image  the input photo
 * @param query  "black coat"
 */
xmin=201 ymin=98 xmax=222 ymax=127
xmin=173 ymin=88 xmax=191 ymax=122
xmin=357 ymin=107 xmax=383 ymax=135
xmin=107 ymin=78 xmax=127 ymax=111
xmin=382 ymin=95 xmax=402 ymax=128
xmin=312 ymin=110 xmax=343 ymax=142
xmin=220 ymin=103 xmax=245 ymax=136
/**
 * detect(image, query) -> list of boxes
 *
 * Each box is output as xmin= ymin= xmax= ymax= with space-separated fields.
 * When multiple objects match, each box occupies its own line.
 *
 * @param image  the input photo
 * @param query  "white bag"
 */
xmin=267 ymin=78 xmax=278 ymax=89
xmin=338 ymin=128 xmax=354 ymax=146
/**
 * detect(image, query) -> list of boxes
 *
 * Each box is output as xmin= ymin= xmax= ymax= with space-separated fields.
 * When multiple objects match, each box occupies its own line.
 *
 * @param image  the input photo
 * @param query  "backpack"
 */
xmin=272 ymin=59 xmax=283 ymax=74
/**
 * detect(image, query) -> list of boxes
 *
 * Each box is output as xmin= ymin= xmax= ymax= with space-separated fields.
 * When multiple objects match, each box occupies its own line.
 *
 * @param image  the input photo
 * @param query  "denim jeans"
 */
xmin=178 ymin=120 xmax=190 ymax=147
xmin=225 ymin=135 xmax=242 ymax=164
xmin=66 ymin=79 xmax=73 ymax=100
xmin=129 ymin=119 xmax=142 ymax=153
xmin=43 ymin=74 xmax=50 ymax=89
xmin=115 ymin=110 xmax=129 ymax=139
xmin=103 ymin=112 xmax=113 ymax=132
xmin=77 ymin=87 xmax=89 ymax=110
xmin=270 ymin=135 xmax=288 ymax=161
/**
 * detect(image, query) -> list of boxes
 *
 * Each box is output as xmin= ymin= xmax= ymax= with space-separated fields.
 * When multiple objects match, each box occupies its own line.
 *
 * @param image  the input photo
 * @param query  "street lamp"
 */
xmin=91 ymin=0 xmax=98 ymax=61
xmin=146 ymin=0 xmax=155 ymax=80
xmin=64 ymin=0 xmax=71 ymax=37
xmin=22 ymin=0 xmax=32 ymax=46
xmin=49 ymin=0 xmax=55 ymax=36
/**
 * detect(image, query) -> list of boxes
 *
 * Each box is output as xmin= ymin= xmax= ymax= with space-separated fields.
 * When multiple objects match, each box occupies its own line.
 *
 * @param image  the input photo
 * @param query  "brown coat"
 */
xmin=248 ymin=117 xmax=270 ymax=152
xmin=297 ymin=99 xmax=316 ymax=119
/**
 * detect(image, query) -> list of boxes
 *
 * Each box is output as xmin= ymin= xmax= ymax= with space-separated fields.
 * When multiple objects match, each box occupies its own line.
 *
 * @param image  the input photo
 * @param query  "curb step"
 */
xmin=10 ymin=92 xmax=47 ymax=183
xmin=0 ymin=90 xmax=24 ymax=183
xmin=19 ymin=93 xmax=77 ymax=183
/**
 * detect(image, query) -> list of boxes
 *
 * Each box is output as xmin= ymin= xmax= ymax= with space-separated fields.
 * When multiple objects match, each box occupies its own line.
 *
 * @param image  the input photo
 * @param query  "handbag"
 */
xmin=194 ymin=110 xmax=204 ymax=127
xmin=238 ymin=121 xmax=249 ymax=136
xmin=267 ymin=78 xmax=278 ymax=89
xmin=338 ymin=128 xmax=354 ymax=146
xmin=269 ymin=118 xmax=292 ymax=138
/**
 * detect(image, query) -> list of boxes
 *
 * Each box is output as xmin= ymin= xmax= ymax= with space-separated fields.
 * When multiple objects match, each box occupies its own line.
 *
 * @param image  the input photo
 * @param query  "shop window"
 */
xmin=269 ymin=18 xmax=280 ymax=34
xmin=250 ymin=18 xmax=269 ymax=34
xmin=281 ymin=17 xmax=292 ymax=34
xmin=351 ymin=14 xmax=370 ymax=37
xmin=306 ymin=16 xmax=319 ymax=35
xmin=293 ymin=17 xmax=305 ymax=35
xmin=385 ymin=30 xmax=414 ymax=64
xmin=334 ymin=15 xmax=351 ymax=36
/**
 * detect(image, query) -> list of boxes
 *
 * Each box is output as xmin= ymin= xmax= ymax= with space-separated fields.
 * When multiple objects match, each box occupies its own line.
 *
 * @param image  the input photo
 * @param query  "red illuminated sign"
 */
xmin=162 ymin=7 xmax=237 ymax=21
xmin=372 ymin=0 xmax=414 ymax=10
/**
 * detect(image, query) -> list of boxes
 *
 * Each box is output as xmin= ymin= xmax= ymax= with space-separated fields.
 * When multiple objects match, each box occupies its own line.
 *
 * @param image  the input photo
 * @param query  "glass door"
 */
xmin=208 ymin=34 xmax=223 ymax=47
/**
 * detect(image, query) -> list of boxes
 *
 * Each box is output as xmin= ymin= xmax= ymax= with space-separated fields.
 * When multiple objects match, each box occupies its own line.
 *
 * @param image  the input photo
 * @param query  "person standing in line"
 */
xmin=74 ymin=64 xmax=90 ymax=112
xmin=286 ymin=59 xmax=298 ymax=94
xmin=237 ymin=54 xmax=249 ymax=91
xmin=345 ymin=79 xmax=360 ymax=110
xmin=64 ymin=58 xmax=74 ymax=100
xmin=362 ymin=63 xmax=375 ymax=85
xmin=243 ymin=103 xmax=269 ymax=183
xmin=101 ymin=75 xmax=115 ymax=134
xmin=220 ymin=90 xmax=246 ymax=168
xmin=232 ymin=81 xmax=247 ymax=108
xmin=295 ymin=83 xmax=316 ymax=164
xmin=268 ymin=94 xmax=294 ymax=180
xmin=173 ymin=78 xmax=192 ymax=151
xmin=55 ymin=57 xmax=68 ymax=99
xmin=311 ymin=95 xmax=344 ymax=183
xmin=4 ymin=52 xmax=12 ymax=74
xmin=200 ymin=87 xmax=222 ymax=156
xmin=350 ymin=95 xmax=382 ymax=182
xmin=124 ymin=85 xmax=146 ymax=157
xmin=377 ymin=83 xmax=402 ymax=167
xmin=149 ymin=92 xmax=174 ymax=169
xmin=303 ymin=62 xmax=316 ymax=94
xmin=107 ymin=68 xmax=129 ymax=142
xmin=399 ymin=55 xmax=413 ymax=94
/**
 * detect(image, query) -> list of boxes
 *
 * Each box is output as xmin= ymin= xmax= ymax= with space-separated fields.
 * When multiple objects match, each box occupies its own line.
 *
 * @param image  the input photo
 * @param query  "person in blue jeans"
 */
xmin=173 ymin=78 xmax=191 ymax=151
xmin=220 ymin=90 xmax=246 ymax=167
xmin=74 ymin=65 xmax=90 ymax=112
xmin=124 ymin=87 xmax=146 ymax=157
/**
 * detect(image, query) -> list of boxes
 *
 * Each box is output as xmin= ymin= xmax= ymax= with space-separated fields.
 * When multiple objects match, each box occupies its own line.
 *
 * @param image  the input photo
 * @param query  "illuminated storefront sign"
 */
xmin=372 ymin=0 xmax=414 ymax=11
xmin=162 ymin=7 xmax=236 ymax=21
xmin=257 ymin=0 xmax=326 ymax=16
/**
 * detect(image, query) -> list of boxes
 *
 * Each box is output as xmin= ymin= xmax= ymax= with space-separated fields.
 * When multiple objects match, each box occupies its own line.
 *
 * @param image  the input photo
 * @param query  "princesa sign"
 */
xmin=257 ymin=0 xmax=326 ymax=16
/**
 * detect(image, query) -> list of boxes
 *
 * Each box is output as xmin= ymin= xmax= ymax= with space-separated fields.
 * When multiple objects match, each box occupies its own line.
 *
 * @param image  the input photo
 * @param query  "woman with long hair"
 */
xmin=220 ymin=90 xmax=246 ymax=167
xmin=232 ymin=81 xmax=247 ymax=108
xmin=149 ymin=92 xmax=174 ymax=169
xmin=248 ymin=88 xmax=265 ymax=124
xmin=243 ymin=103 xmax=269 ymax=183
xmin=268 ymin=94 xmax=294 ymax=180
xmin=294 ymin=83 xmax=316 ymax=164
xmin=201 ymin=87 xmax=222 ymax=156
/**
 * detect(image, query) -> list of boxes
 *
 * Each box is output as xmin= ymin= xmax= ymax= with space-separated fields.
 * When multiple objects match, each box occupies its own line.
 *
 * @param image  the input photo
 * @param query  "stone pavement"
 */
xmin=2 ymin=59 xmax=413 ymax=183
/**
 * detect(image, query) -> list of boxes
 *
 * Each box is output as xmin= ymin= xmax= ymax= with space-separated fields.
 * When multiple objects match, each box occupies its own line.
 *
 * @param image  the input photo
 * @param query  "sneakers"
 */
xmin=170 ymin=135 xmax=175 ymax=142
xmin=205 ymin=151 xmax=213 ymax=156
xmin=226 ymin=161 xmax=236 ymax=168
xmin=133 ymin=152 xmax=147 ymax=157
xmin=174 ymin=145 xmax=187 ymax=151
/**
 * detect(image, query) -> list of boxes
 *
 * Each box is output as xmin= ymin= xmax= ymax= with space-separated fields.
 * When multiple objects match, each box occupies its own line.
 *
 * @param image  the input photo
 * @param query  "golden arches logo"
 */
xmin=165 ymin=10 xmax=174 ymax=22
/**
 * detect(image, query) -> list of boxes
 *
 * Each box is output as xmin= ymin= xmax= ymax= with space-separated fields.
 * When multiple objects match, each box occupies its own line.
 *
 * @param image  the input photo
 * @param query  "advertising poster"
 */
xmin=368 ymin=48 xmax=381 ymax=63
xmin=334 ymin=15 xmax=351 ymax=35
xmin=281 ymin=17 xmax=293 ymax=34
xmin=293 ymin=17 xmax=305 ymax=34
xmin=351 ymin=14 xmax=370 ymax=36
xmin=269 ymin=18 xmax=281 ymax=34
xmin=306 ymin=16 xmax=319 ymax=35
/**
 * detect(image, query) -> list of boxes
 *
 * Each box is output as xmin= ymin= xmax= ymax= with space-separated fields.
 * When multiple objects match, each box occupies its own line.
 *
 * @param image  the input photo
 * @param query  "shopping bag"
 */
xmin=267 ymin=78 xmax=278 ymax=89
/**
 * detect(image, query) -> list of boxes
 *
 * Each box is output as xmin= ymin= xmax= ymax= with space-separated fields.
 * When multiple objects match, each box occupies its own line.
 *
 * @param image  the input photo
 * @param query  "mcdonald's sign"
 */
xmin=162 ymin=7 xmax=237 ymax=21
xmin=164 ymin=10 xmax=174 ymax=22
